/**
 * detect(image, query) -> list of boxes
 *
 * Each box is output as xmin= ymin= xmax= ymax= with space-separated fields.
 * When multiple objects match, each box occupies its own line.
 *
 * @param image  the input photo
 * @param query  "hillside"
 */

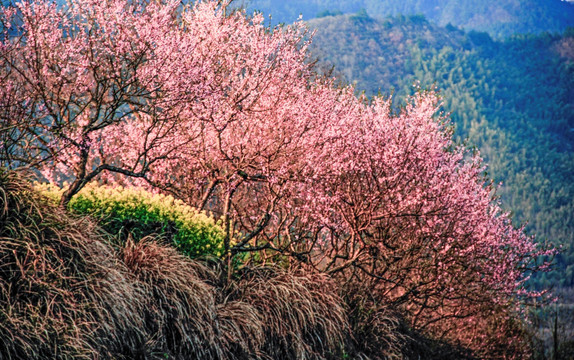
xmin=244 ymin=0 xmax=574 ymax=38
xmin=306 ymin=13 xmax=574 ymax=289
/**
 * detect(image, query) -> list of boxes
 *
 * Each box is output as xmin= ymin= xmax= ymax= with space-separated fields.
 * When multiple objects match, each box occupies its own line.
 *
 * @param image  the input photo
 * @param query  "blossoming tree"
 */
xmin=0 ymin=0 xmax=215 ymax=206
xmin=0 ymin=0 xmax=553 ymax=355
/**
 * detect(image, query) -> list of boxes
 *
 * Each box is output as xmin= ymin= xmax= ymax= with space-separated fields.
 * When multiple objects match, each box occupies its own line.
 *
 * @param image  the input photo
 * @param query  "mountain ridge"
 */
xmin=243 ymin=0 xmax=574 ymax=38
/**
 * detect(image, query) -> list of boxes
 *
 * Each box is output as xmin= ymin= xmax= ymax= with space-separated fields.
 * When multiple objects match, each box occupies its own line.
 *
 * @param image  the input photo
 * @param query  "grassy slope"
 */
xmin=0 ymin=171 xmax=351 ymax=359
xmin=1 ymin=170 xmax=484 ymax=359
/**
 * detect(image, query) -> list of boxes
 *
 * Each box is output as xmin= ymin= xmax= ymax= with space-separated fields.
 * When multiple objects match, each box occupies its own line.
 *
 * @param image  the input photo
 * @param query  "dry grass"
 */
xmin=0 ymin=169 xmax=149 ymax=359
xmin=341 ymin=280 xmax=477 ymax=360
xmin=215 ymin=300 xmax=266 ymax=359
xmin=119 ymin=237 xmax=222 ymax=359
xmin=1 ymin=169 xmax=432 ymax=359
xmin=228 ymin=266 xmax=350 ymax=360
xmin=341 ymin=282 xmax=406 ymax=360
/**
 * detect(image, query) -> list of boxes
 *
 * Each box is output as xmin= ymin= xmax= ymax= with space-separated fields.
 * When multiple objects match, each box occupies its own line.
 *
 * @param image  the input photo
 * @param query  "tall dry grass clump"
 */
xmin=118 ymin=241 xmax=353 ymax=359
xmin=341 ymin=282 xmax=406 ymax=360
xmin=341 ymin=280 xmax=476 ymax=360
xmin=119 ymin=237 xmax=224 ymax=359
xmin=0 ymin=169 xmax=150 ymax=359
xmin=228 ymin=266 xmax=350 ymax=360
xmin=215 ymin=298 xmax=266 ymax=359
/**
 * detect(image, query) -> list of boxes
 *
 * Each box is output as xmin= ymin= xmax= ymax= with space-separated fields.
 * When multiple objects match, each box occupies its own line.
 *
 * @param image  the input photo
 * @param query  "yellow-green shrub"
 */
xmin=36 ymin=183 xmax=225 ymax=258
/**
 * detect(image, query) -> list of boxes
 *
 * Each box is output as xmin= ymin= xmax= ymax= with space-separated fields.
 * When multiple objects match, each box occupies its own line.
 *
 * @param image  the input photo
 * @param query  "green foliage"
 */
xmin=350 ymin=8 xmax=370 ymax=22
xmin=36 ymin=183 xmax=225 ymax=258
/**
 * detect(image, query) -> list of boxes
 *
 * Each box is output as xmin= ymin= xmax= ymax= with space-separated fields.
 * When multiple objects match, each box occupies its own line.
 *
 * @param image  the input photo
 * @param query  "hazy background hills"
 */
xmin=244 ymin=0 xmax=574 ymax=37
xmin=241 ymin=0 xmax=574 ymax=290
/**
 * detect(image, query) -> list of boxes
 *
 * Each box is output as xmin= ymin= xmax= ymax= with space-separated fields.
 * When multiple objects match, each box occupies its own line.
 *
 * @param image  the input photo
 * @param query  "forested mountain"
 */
xmin=243 ymin=0 xmax=574 ymax=38
xmin=306 ymin=13 xmax=574 ymax=289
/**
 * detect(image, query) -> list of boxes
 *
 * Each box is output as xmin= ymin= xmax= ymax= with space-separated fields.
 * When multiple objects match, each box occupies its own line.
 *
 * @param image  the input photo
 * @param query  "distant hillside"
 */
xmin=306 ymin=13 xmax=574 ymax=288
xmin=243 ymin=0 xmax=574 ymax=38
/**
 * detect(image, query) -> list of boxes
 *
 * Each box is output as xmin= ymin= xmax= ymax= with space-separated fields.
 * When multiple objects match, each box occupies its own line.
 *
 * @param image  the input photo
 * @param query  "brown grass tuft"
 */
xmin=216 ymin=300 xmax=266 ymax=359
xmin=0 ymin=169 xmax=149 ymax=359
xmin=342 ymin=282 xmax=406 ymax=360
xmin=120 ymin=237 xmax=223 ymax=359
xmin=228 ymin=266 xmax=349 ymax=360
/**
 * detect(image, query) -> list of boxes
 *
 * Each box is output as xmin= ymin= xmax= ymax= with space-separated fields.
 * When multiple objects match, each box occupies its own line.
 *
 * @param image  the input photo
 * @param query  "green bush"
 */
xmin=36 ymin=183 xmax=225 ymax=258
